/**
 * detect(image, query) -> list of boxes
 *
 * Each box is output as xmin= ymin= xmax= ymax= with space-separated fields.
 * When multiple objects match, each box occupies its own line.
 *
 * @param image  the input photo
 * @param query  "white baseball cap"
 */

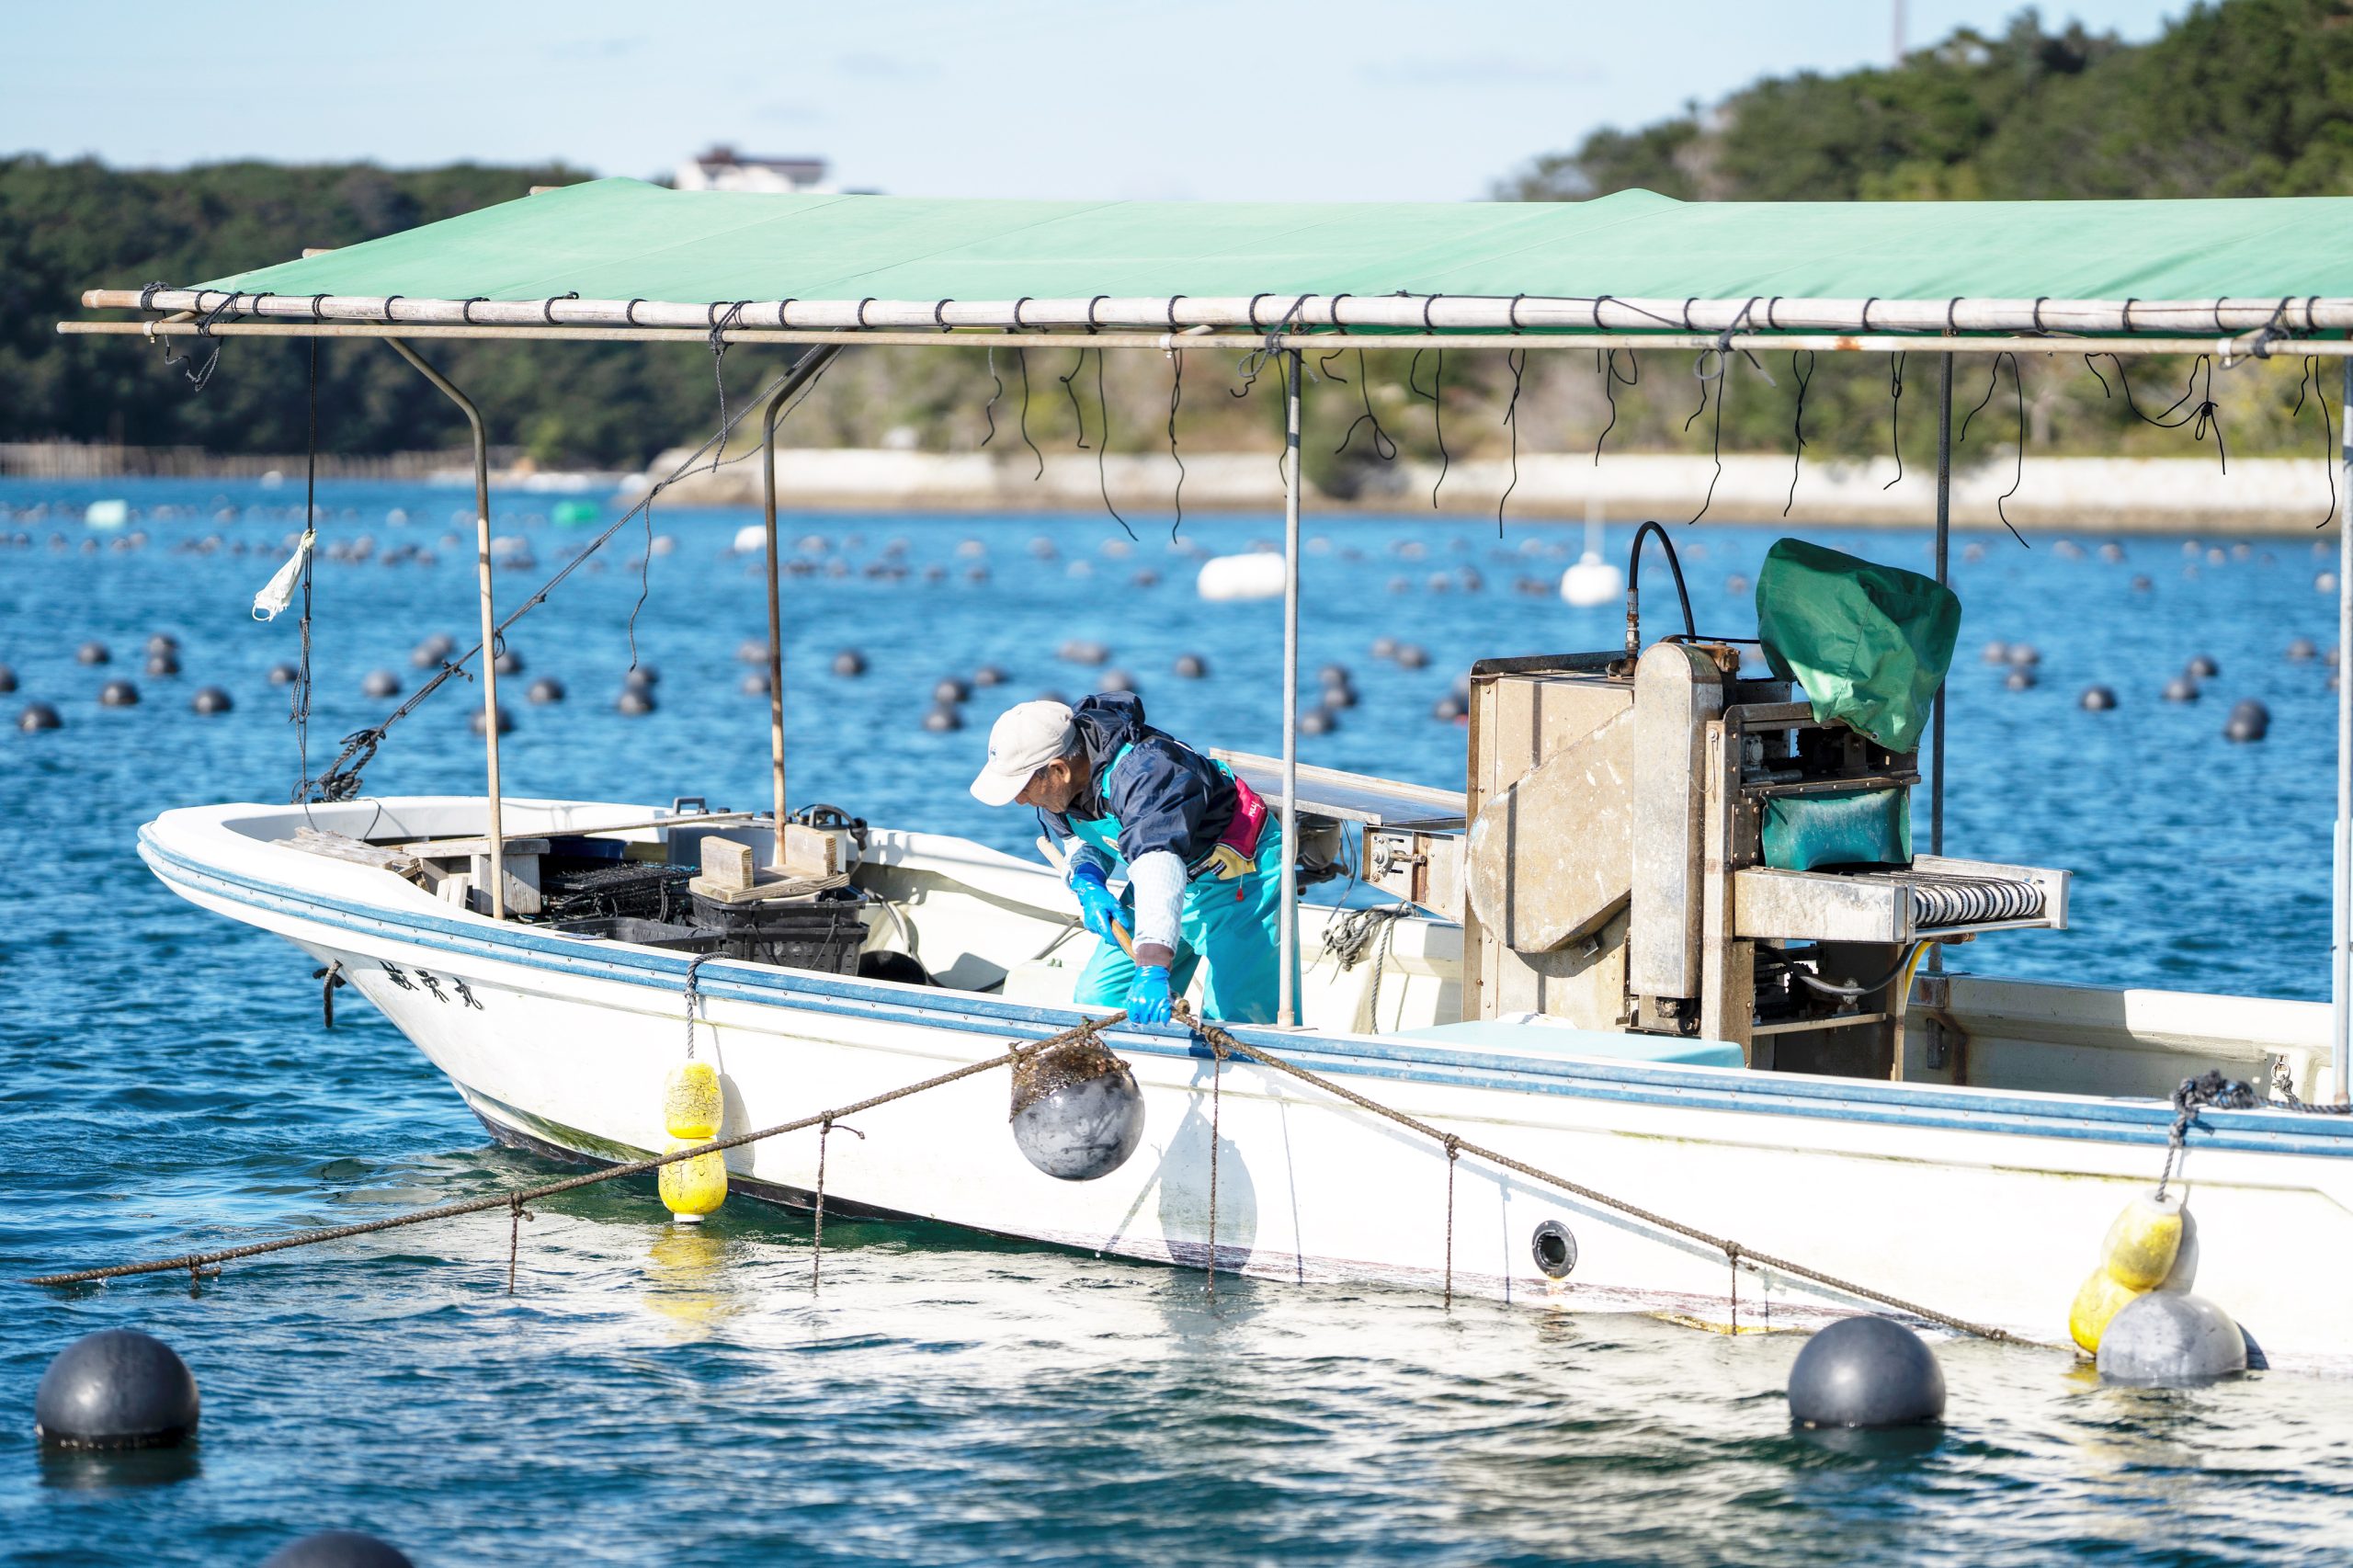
xmin=970 ymin=699 xmax=1077 ymax=806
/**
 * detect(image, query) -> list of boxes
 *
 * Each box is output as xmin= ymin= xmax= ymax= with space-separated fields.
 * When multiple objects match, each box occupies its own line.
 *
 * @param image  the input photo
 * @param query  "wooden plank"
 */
xmin=387 ymin=834 xmax=550 ymax=859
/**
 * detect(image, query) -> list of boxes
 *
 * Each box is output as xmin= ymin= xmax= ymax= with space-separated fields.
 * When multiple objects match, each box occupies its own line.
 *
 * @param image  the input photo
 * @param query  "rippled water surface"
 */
xmin=4 ymin=479 xmax=2349 ymax=1563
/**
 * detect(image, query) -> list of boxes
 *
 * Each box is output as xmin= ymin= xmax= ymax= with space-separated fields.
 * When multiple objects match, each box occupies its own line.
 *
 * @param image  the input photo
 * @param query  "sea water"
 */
xmin=3 ymin=480 xmax=2349 ymax=1564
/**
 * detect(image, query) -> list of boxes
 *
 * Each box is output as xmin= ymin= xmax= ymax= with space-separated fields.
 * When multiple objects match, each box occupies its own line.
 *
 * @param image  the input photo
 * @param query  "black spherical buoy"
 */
xmin=1321 ymin=681 xmax=1359 ymax=710
xmin=2224 ymin=699 xmax=2269 ymax=743
xmin=1785 ymin=1315 xmax=1945 ymax=1429
xmin=1300 ymin=707 xmax=1337 ymax=735
xmin=190 ymin=686 xmax=233 ymax=715
xmin=1008 ymin=1035 xmax=1145 ymax=1180
xmin=527 ymin=677 xmax=565 ymax=705
xmin=143 ymin=650 xmax=180 ymax=677
xmin=934 ymin=676 xmax=972 ymax=704
xmin=2163 ymin=676 xmax=2200 ymax=703
xmin=2131 ymin=574 xmax=2154 ymax=593
xmin=17 ymin=700 xmax=63 ymax=732
xmin=492 ymin=647 xmax=524 ymax=676
xmin=2288 ymin=637 xmax=2318 ymax=663
xmin=972 ymin=664 xmax=1009 ymax=688
xmin=143 ymin=632 xmax=179 ymax=659
xmin=361 ymin=669 xmax=402 ymax=699
xmin=2187 ymin=653 xmax=2220 ymax=679
xmin=2080 ymin=686 xmax=2117 ymax=711
xmin=98 ymin=679 xmax=140 ymax=708
xmin=267 ymin=662 xmax=301 ymax=687
xmin=259 ymin=1530 xmax=415 ymax=1568
xmin=616 ymin=688 xmax=656 ymax=717
xmin=1432 ymin=693 xmax=1467 ymax=722
xmin=622 ymin=665 xmax=659 ymax=692
xmin=470 ymin=704 xmax=515 ymax=735
xmin=77 ymin=641 xmax=110 ymax=665
xmin=922 ymin=703 xmax=963 ymax=733
xmin=34 ymin=1328 xmax=199 ymax=1449
xmin=740 ymin=671 xmax=770 ymax=697
xmin=2003 ymin=668 xmax=2036 ymax=692
xmin=832 ymin=649 xmax=867 ymax=677
xmin=1173 ymin=653 xmax=1208 ymax=679
xmin=0 ymin=663 xmax=17 ymax=693
xmin=1394 ymin=643 xmax=1429 ymax=670
xmin=1318 ymin=663 xmax=1351 ymax=687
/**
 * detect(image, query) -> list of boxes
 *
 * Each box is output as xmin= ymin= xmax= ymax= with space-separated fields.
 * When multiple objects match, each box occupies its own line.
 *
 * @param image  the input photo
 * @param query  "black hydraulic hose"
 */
xmin=1793 ymin=941 xmax=1928 ymax=1001
xmin=1624 ymin=519 xmax=1696 ymax=663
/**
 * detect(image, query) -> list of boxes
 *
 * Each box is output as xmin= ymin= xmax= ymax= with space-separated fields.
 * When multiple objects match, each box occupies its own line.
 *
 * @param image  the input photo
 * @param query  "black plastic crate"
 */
xmin=540 ymin=860 xmax=698 ymax=923
xmin=688 ymin=890 xmax=869 ymax=975
xmin=550 ymin=915 xmax=724 ymax=952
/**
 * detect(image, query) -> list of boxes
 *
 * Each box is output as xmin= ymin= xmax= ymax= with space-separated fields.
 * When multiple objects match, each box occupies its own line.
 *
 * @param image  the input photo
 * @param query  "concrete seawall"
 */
xmin=642 ymin=449 xmax=2344 ymax=534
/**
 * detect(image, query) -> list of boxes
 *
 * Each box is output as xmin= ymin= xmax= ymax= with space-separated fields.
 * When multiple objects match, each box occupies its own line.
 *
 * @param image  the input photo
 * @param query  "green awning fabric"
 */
xmin=196 ymin=178 xmax=2353 ymax=309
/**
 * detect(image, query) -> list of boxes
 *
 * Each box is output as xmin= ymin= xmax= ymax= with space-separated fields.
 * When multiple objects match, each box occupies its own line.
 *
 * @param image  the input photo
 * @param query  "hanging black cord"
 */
xmin=183 ymin=290 xmax=244 ymax=392
xmin=1334 ymin=347 xmax=1397 ymax=461
xmin=1060 ymin=349 xmax=1090 ymax=449
xmin=1409 ymin=347 xmax=1449 ymax=507
xmin=1687 ymin=348 xmax=1727 ymax=526
xmin=1012 ymin=347 xmax=1044 ymax=480
xmin=2085 ymin=350 xmax=2228 ymax=471
xmin=1497 ymin=347 xmax=1526 ymax=537
xmin=705 ymin=301 xmax=749 ymax=472
xmin=1782 ymin=349 xmax=1814 ymax=517
xmin=1882 ymin=352 xmax=1907 ymax=491
xmin=1959 ymin=351 xmax=2029 ymax=547
xmin=980 ymin=347 xmax=1002 ymax=448
xmin=2293 ymin=355 xmax=2338 ymax=528
xmin=1092 ymin=347 xmax=1133 ymax=540
xmin=291 ymin=338 xmax=320 ymax=816
xmin=1623 ymin=519 xmax=1697 ymax=664
xmin=1594 ymin=348 xmax=1639 ymax=465
xmin=1166 ymin=348 xmax=1188 ymax=541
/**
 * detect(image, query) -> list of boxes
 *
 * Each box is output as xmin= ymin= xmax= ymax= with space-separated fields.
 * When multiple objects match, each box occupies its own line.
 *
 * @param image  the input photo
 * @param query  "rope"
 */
xmin=1176 ymin=1007 xmax=2018 ymax=1341
xmin=2157 ymin=1070 xmax=2260 ymax=1201
xmin=26 ymin=1009 xmax=1125 ymax=1289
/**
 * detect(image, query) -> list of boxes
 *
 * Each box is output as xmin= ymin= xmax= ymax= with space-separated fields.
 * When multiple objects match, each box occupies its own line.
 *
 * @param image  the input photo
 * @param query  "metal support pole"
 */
xmin=1279 ymin=349 xmax=1303 ymax=1027
xmin=756 ymin=346 xmax=844 ymax=868
xmin=386 ymin=338 xmax=505 ymax=918
xmin=2335 ymin=358 xmax=2352 ymax=1103
xmin=1928 ymin=351 xmax=1953 ymax=980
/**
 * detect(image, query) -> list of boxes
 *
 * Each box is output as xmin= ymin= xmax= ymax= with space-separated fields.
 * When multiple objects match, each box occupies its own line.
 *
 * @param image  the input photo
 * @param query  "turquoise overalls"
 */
xmin=1064 ymin=744 xmax=1297 ymax=1025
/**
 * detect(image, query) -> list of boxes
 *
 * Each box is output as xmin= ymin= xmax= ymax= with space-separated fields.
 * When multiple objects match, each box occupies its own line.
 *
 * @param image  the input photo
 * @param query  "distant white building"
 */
xmin=673 ymin=146 xmax=835 ymax=195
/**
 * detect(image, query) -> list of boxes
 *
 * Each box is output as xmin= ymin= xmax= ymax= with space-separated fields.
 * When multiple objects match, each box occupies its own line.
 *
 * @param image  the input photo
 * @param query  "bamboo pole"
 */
xmin=78 ymin=287 xmax=2353 ymax=338
xmin=58 ymin=318 xmax=2353 ymax=359
xmin=385 ymin=338 xmax=506 ymax=919
xmin=1279 ymin=348 xmax=1302 ymax=1028
xmin=757 ymin=345 xmax=844 ymax=867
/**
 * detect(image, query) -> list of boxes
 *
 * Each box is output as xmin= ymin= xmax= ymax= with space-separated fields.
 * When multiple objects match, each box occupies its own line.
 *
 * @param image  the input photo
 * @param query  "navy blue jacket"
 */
xmin=1039 ymin=692 xmax=1238 ymax=869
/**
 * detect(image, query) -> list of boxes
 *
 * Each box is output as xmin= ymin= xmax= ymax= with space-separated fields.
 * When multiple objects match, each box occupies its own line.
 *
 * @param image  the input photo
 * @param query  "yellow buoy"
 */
xmin=2099 ymin=1192 xmax=2185 ymax=1291
xmin=665 ymin=1060 xmax=724 ymax=1142
xmin=2069 ymin=1266 xmax=2141 ymax=1354
xmin=658 ymin=1139 xmax=728 ymax=1222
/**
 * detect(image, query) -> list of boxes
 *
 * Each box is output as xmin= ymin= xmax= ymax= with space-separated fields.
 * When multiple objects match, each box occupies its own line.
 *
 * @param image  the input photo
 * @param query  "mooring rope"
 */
xmin=26 ymin=1010 xmax=1125 ymax=1289
xmin=1175 ymin=1007 xmax=2018 ymax=1342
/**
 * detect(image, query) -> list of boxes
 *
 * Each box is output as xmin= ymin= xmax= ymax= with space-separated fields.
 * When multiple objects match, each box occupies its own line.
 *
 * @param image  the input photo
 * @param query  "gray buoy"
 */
xmin=34 ymin=1328 xmax=199 ymax=1449
xmin=1100 ymin=669 xmax=1139 ymax=694
xmin=2006 ymin=643 xmax=2041 ymax=667
xmin=492 ymin=648 xmax=524 ymax=676
xmin=1131 ymin=568 xmax=1161 ymax=588
xmin=2131 ymin=574 xmax=2154 ymax=593
xmin=832 ymin=649 xmax=867 ymax=677
xmin=740 ymin=671 xmax=770 ymax=697
xmin=17 ymin=700 xmax=63 ymax=732
xmin=2004 ymin=668 xmax=2037 ymax=692
xmin=616 ymin=688 xmax=655 ymax=716
xmin=0 ymin=663 xmax=16 ymax=693
xmin=2080 ymin=686 xmax=2117 ymax=711
xmin=1300 ymin=708 xmax=1336 ymax=735
xmin=144 ymin=650 xmax=180 ymax=677
xmin=267 ymin=663 xmax=300 ymax=687
xmin=410 ymin=634 xmax=456 ymax=669
xmin=2288 ymin=637 xmax=2318 ymax=663
xmin=144 ymin=633 xmax=179 ymax=658
xmin=922 ymin=703 xmax=963 ymax=733
xmin=1173 ymin=653 xmax=1208 ymax=679
xmin=2186 ymin=653 xmax=2219 ymax=678
xmin=1370 ymin=636 xmax=1398 ymax=660
xmin=1058 ymin=639 xmax=1111 ymax=665
xmin=98 ymin=679 xmax=140 ymax=708
xmin=2224 ymin=699 xmax=2269 ymax=743
xmin=1318 ymin=663 xmax=1351 ymax=686
xmin=470 ymin=704 xmax=515 ymax=735
xmin=1785 ymin=1315 xmax=1946 ymax=1428
xmin=972 ymin=664 xmax=1009 ymax=687
xmin=360 ymin=669 xmax=402 ymax=699
xmin=622 ymin=665 xmax=659 ymax=692
xmin=1432 ymin=693 xmax=1467 ymax=722
xmin=736 ymin=638 xmax=769 ymax=665
xmin=260 ymin=1531 xmax=415 ymax=1568
xmin=1322 ymin=681 xmax=1359 ymax=710
xmin=2096 ymin=1291 xmax=2247 ymax=1385
xmin=527 ymin=677 xmax=565 ymax=705
xmin=1394 ymin=643 xmax=1429 ymax=670
xmin=1009 ymin=1034 xmax=1145 ymax=1180
xmin=1980 ymin=640 xmax=2011 ymax=665
xmin=2162 ymin=676 xmax=2200 ymax=703
xmin=935 ymin=676 xmax=972 ymax=704
xmin=76 ymin=641 xmax=110 ymax=665
xmin=190 ymin=687 xmax=233 ymax=715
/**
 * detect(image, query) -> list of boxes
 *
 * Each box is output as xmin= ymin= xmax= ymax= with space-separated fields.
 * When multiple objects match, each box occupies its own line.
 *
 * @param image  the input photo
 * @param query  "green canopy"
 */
xmin=184 ymin=177 xmax=2353 ymax=326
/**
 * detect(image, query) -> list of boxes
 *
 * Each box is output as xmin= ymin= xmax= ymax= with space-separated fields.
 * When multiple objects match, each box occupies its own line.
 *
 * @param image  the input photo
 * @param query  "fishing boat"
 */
xmin=74 ymin=181 xmax=2353 ymax=1370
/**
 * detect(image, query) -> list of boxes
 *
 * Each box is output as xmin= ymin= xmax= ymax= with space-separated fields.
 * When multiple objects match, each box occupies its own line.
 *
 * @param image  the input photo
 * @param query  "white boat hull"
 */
xmin=142 ymin=798 xmax=2353 ymax=1372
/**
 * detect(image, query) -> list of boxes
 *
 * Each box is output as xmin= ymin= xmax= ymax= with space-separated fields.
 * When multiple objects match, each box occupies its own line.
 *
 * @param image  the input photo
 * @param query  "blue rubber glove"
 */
xmin=1123 ymin=963 xmax=1175 ymax=1026
xmin=1069 ymin=862 xmax=1129 ymax=949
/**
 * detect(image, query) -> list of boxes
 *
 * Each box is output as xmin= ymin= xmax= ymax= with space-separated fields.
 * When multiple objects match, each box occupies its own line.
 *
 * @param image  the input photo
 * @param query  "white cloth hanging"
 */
xmin=251 ymin=528 xmax=316 ymax=620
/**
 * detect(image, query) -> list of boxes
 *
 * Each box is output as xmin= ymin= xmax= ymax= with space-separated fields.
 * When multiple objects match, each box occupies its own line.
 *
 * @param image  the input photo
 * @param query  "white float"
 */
xmin=1196 ymin=551 xmax=1288 ymax=601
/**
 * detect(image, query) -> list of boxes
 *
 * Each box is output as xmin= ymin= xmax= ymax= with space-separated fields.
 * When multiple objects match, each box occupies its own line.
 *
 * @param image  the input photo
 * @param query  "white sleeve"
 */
xmin=1064 ymin=835 xmax=1111 ymax=881
xmin=1126 ymin=850 xmax=1187 ymax=953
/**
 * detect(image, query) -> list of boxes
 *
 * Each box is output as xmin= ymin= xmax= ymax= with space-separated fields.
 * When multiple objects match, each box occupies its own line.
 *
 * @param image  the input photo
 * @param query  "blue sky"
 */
xmin=5 ymin=1 xmax=2183 ymax=201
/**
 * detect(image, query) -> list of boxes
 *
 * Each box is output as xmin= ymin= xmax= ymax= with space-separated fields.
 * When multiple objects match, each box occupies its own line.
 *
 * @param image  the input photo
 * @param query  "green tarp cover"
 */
xmin=1762 ymin=789 xmax=1913 ymax=872
xmin=1756 ymin=538 xmax=1961 ymax=755
xmin=196 ymin=178 xmax=2353 ymax=308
